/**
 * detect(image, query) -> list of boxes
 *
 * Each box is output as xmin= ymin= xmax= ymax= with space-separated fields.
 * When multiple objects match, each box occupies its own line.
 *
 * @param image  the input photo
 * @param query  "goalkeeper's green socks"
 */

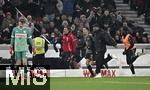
xmin=17 ymin=66 xmax=27 ymax=78
xmin=24 ymin=65 xmax=27 ymax=78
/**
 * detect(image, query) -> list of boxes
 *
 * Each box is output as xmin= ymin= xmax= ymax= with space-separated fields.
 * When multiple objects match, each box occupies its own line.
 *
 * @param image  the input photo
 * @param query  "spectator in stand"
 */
xmin=68 ymin=15 xmax=73 ymax=24
xmin=56 ymin=0 xmax=63 ymax=15
xmin=114 ymin=30 xmax=122 ymax=43
xmin=135 ymin=32 xmax=143 ymax=43
xmin=61 ymin=14 xmax=68 ymax=21
xmin=1 ymin=12 xmax=15 ymax=44
xmin=48 ymin=21 xmax=55 ymax=34
xmin=116 ymin=12 xmax=123 ymax=23
xmin=41 ymin=27 xmax=49 ymax=41
xmin=62 ymin=20 xmax=69 ymax=29
xmin=60 ymin=14 xmax=68 ymax=27
xmin=27 ymin=0 xmax=42 ymax=17
xmin=2 ymin=0 xmax=15 ymax=15
xmin=76 ymin=30 xmax=86 ymax=63
xmin=73 ymin=2 xmax=83 ymax=18
xmin=50 ymin=32 xmax=55 ymax=44
xmin=73 ymin=17 xmax=80 ymax=29
xmin=54 ymin=15 xmax=62 ymax=30
xmin=103 ymin=0 xmax=116 ymax=12
xmin=110 ymin=12 xmax=122 ymax=38
xmin=1 ymin=25 xmax=11 ymax=44
xmin=101 ymin=10 xmax=113 ymax=31
xmin=142 ymin=33 xmax=149 ymax=43
xmin=26 ymin=15 xmax=34 ymax=34
xmin=54 ymin=27 xmax=62 ymax=38
xmin=122 ymin=22 xmax=133 ymax=34
xmin=51 ymin=27 xmax=62 ymax=44
xmin=49 ymin=0 xmax=60 ymax=15
xmin=92 ymin=0 xmax=102 ymax=7
xmin=63 ymin=0 xmax=75 ymax=16
xmin=1 ymin=12 xmax=15 ymax=31
xmin=0 ymin=0 xmax=5 ymax=8
xmin=89 ymin=7 xmax=103 ymax=30
xmin=0 ymin=9 xmax=4 ymax=31
xmin=79 ymin=14 xmax=90 ymax=30
xmin=70 ymin=24 xmax=77 ymax=35
xmin=77 ymin=0 xmax=93 ymax=13
xmin=53 ymin=28 xmax=62 ymax=55
xmin=41 ymin=16 xmax=50 ymax=31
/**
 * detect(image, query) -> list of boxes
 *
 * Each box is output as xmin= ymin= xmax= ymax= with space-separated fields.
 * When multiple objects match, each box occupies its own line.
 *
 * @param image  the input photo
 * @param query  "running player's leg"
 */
xmin=85 ymin=53 xmax=95 ymax=77
xmin=103 ymin=54 xmax=113 ymax=69
xmin=131 ymin=48 xmax=144 ymax=63
xmin=126 ymin=50 xmax=135 ymax=75
xmin=131 ymin=48 xmax=139 ymax=63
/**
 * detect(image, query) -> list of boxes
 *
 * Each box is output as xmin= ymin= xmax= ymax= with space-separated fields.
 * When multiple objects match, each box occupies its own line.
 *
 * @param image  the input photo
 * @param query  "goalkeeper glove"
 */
xmin=32 ymin=48 xmax=36 ymax=56
xmin=9 ymin=47 xmax=14 ymax=56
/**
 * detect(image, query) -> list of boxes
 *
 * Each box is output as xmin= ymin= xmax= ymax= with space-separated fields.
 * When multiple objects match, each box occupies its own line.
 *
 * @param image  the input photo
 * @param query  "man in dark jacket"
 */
xmin=85 ymin=31 xmax=113 ymax=77
xmin=92 ymin=24 xmax=117 ymax=77
xmin=76 ymin=30 xmax=86 ymax=63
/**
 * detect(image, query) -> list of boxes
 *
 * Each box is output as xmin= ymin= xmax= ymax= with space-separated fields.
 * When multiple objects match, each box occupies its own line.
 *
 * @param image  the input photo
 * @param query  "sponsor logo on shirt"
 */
xmin=15 ymin=34 xmax=27 ymax=38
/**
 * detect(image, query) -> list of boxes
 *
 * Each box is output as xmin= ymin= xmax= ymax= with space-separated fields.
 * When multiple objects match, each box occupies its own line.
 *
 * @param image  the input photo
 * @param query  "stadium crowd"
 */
xmin=0 ymin=0 xmax=150 ymax=45
xmin=0 ymin=0 xmax=149 ymax=70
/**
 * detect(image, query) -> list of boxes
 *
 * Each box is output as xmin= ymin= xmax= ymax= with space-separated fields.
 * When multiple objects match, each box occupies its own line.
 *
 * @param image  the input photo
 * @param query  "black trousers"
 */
xmin=61 ymin=52 xmax=71 ymax=69
xmin=76 ymin=48 xmax=86 ymax=63
xmin=95 ymin=51 xmax=105 ymax=74
xmin=126 ymin=48 xmax=137 ymax=65
xmin=33 ymin=54 xmax=45 ymax=65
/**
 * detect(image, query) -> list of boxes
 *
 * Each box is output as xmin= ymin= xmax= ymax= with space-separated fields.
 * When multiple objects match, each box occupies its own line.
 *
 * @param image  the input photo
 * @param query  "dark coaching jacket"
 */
xmin=93 ymin=29 xmax=117 ymax=53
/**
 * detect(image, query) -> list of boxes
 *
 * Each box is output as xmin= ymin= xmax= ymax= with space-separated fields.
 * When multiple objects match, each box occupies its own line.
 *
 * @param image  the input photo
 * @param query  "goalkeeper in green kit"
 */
xmin=10 ymin=17 xmax=33 ymax=79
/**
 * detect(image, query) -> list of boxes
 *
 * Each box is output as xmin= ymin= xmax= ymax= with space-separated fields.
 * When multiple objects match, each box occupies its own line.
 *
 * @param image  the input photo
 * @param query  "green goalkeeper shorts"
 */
xmin=15 ymin=51 xmax=27 ymax=60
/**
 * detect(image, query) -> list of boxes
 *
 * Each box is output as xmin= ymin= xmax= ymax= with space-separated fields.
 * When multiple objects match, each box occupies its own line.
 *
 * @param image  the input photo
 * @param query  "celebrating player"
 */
xmin=122 ymin=30 xmax=144 ymax=76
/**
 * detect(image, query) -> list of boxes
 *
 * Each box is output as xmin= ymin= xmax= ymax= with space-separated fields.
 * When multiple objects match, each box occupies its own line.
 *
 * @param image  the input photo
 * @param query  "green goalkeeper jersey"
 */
xmin=11 ymin=26 xmax=32 ymax=52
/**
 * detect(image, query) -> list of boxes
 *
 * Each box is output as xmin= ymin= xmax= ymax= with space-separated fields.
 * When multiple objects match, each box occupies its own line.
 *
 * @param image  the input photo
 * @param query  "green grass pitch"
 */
xmin=1 ymin=77 xmax=150 ymax=90
xmin=50 ymin=77 xmax=150 ymax=90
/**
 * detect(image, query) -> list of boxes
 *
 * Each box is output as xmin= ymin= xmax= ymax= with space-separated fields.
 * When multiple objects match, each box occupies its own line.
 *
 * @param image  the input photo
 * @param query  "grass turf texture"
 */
xmin=50 ymin=77 xmax=150 ymax=90
xmin=1 ymin=77 xmax=150 ymax=90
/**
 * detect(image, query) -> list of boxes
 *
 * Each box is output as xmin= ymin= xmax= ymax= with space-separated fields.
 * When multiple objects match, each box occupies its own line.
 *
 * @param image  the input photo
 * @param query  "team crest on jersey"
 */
xmin=23 ymin=31 xmax=26 ymax=33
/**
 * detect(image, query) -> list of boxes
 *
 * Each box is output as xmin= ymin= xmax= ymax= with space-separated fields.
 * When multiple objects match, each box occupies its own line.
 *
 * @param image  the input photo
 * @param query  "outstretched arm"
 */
xmin=104 ymin=32 xmax=117 ymax=47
